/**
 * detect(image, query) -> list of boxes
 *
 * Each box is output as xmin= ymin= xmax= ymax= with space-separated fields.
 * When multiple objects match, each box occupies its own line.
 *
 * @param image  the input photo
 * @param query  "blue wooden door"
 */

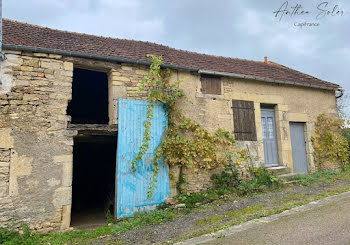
xmin=261 ymin=107 xmax=279 ymax=167
xmin=116 ymin=99 xmax=169 ymax=218
xmin=290 ymin=122 xmax=308 ymax=173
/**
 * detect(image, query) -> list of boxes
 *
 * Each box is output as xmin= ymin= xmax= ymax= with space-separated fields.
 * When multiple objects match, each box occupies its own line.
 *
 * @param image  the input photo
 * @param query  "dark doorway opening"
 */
xmin=71 ymin=135 xmax=116 ymax=228
xmin=67 ymin=68 xmax=109 ymax=124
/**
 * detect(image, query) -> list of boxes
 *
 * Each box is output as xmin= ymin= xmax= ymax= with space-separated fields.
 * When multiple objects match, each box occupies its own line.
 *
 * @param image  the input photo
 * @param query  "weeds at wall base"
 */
xmin=1 ymin=168 xmax=350 ymax=245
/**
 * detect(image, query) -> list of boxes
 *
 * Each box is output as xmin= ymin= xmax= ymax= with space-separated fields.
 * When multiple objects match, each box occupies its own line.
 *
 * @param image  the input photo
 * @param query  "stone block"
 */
xmin=23 ymin=59 xmax=39 ymax=67
xmin=52 ymin=187 xmax=72 ymax=207
xmin=20 ymin=66 xmax=34 ymax=72
xmin=0 ymin=166 xmax=9 ymax=174
xmin=33 ymin=53 xmax=48 ymax=57
xmin=0 ymin=150 xmax=10 ymax=162
xmin=49 ymin=54 xmax=63 ymax=59
xmin=4 ymin=50 xmax=22 ymax=55
xmin=57 ymin=70 xmax=73 ymax=77
xmin=53 ymin=155 xmax=73 ymax=164
xmin=14 ymin=79 xmax=30 ymax=86
xmin=60 ymin=205 xmax=71 ymax=230
xmin=9 ymin=153 xmax=33 ymax=196
xmin=111 ymin=75 xmax=130 ymax=82
xmin=0 ymin=182 xmax=9 ymax=197
xmin=40 ymin=61 xmax=62 ymax=70
xmin=47 ymin=178 xmax=60 ymax=187
xmin=23 ymin=94 xmax=40 ymax=101
xmin=287 ymin=112 xmax=308 ymax=122
xmin=135 ymin=69 xmax=148 ymax=75
xmin=121 ymin=65 xmax=133 ymax=71
xmin=61 ymin=162 xmax=73 ymax=187
xmin=112 ymin=81 xmax=124 ymax=86
xmin=0 ymin=129 xmax=14 ymax=149
xmin=63 ymin=62 xmax=73 ymax=71
xmin=6 ymin=54 xmax=23 ymax=65
xmin=109 ymin=71 xmax=121 ymax=76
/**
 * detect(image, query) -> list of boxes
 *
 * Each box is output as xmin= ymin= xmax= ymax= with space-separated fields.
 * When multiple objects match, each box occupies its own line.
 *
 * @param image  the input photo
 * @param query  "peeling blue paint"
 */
xmin=117 ymin=99 xmax=169 ymax=218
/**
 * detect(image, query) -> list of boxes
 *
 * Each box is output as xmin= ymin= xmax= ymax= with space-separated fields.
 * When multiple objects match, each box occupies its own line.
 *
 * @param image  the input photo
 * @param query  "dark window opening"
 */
xmin=200 ymin=74 xmax=221 ymax=95
xmin=71 ymin=135 xmax=116 ymax=228
xmin=232 ymin=100 xmax=257 ymax=141
xmin=67 ymin=68 xmax=109 ymax=124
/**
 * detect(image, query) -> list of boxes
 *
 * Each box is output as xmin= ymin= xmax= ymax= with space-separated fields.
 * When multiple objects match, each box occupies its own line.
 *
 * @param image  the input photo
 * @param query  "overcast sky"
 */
xmin=4 ymin=0 xmax=350 ymax=115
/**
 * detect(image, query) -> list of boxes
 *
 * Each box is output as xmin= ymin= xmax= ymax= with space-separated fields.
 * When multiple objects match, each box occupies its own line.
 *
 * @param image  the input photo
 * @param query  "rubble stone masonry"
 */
xmin=0 ymin=50 xmax=338 ymax=230
xmin=0 ymin=50 xmax=73 ymax=232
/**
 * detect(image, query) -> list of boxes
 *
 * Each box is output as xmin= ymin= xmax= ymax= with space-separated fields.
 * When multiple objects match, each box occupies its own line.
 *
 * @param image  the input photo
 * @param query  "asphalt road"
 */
xmin=204 ymin=197 xmax=350 ymax=245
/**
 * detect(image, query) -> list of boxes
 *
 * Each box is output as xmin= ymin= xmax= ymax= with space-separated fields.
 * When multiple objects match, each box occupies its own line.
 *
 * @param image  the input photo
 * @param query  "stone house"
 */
xmin=0 ymin=19 xmax=342 ymax=231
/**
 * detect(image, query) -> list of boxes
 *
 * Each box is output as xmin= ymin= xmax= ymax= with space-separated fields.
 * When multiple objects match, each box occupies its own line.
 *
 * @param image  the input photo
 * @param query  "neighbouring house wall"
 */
xmin=0 ymin=50 xmax=74 ymax=232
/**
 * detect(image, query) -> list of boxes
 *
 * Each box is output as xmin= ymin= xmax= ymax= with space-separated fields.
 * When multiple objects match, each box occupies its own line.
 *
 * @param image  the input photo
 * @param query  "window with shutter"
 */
xmin=200 ymin=75 xmax=221 ymax=95
xmin=232 ymin=100 xmax=257 ymax=141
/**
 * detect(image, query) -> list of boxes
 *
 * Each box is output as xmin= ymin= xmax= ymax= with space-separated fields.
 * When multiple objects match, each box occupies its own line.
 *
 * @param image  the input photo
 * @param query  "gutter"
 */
xmin=3 ymin=44 xmax=198 ymax=72
xmin=335 ymin=88 xmax=344 ymax=99
xmin=199 ymin=70 xmax=340 ymax=91
xmin=3 ymin=44 xmax=340 ymax=92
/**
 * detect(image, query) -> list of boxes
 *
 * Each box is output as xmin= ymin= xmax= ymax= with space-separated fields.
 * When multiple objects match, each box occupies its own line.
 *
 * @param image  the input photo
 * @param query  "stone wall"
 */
xmin=0 ymin=51 xmax=339 ymax=230
xmin=161 ymin=70 xmax=337 ymax=193
xmin=0 ymin=50 xmax=73 ymax=232
xmin=93 ymin=63 xmax=338 ymax=194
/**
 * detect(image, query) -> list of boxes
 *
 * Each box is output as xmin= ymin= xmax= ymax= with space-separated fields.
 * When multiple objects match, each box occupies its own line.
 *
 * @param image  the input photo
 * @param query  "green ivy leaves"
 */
xmin=134 ymin=54 xmax=247 ymax=198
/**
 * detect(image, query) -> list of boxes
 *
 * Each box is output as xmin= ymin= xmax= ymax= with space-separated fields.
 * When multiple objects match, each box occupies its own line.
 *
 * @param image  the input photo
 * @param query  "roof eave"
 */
xmin=3 ymin=44 xmax=340 ymax=91
xmin=3 ymin=44 xmax=199 ymax=72
xmin=198 ymin=70 xmax=340 ymax=91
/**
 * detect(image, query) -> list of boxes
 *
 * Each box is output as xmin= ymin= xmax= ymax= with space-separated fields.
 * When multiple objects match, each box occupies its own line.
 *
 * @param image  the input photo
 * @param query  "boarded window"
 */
xmin=200 ymin=75 xmax=221 ymax=95
xmin=232 ymin=100 xmax=257 ymax=141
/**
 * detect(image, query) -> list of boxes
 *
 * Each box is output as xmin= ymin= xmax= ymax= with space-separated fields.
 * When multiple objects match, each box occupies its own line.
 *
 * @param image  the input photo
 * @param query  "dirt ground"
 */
xmin=91 ymin=177 xmax=350 ymax=245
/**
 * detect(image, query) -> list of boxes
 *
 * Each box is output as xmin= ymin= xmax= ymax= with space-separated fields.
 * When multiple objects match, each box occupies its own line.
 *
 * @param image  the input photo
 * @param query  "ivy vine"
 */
xmin=133 ymin=54 xmax=247 ymax=198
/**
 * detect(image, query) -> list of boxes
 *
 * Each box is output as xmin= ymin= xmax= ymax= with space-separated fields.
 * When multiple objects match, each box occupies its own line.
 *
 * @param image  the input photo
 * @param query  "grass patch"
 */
xmin=291 ymin=169 xmax=343 ymax=185
xmin=226 ymin=203 xmax=264 ymax=218
xmin=3 ymin=169 xmax=350 ymax=245
xmin=196 ymin=203 xmax=264 ymax=226
xmin=1 ymin=208 xmax=178 ymax=245
xmin=197 ymin=215 xmax=224 ymax=225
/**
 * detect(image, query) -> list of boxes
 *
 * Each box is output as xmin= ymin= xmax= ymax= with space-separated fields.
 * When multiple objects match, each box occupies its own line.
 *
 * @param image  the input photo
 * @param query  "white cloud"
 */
xmin=237 ymin=9 xmax=320 ymax=57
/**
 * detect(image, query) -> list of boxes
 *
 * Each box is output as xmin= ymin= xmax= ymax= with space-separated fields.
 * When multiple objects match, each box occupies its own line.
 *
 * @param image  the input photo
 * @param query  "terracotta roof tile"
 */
xmin=2 ymin=19 xmax=340 ymax=89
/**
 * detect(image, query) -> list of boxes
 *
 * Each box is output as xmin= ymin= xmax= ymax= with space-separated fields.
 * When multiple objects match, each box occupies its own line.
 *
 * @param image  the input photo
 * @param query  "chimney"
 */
xmin=264 ymin=56 xmax=268 ymax=63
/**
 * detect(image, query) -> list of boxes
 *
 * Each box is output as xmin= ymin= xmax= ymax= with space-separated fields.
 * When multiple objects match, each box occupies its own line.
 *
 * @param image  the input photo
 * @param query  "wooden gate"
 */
xmin=116 ymin=99 xmax=169 ymax=218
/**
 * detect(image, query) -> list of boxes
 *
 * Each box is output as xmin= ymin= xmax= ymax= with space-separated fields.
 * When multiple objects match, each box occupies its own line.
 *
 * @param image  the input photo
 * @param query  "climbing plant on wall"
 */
xmin=133 ymin=55 xmax=247 ymax=198
xmin=311 ymin=114 xmax=349 ymax=170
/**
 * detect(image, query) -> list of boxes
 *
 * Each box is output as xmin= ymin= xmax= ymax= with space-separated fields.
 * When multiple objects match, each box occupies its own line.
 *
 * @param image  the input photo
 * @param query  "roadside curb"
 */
xmin=175 ymin=191 xmax=350 ymax=245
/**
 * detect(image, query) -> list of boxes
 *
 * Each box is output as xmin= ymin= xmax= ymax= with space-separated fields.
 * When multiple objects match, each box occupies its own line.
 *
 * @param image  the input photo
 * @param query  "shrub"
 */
xmin=211 ymin=158 xmax=241 ymax=189
xmin=250 ymin=167 xmax=282 ymax=186
xmin=237 ymin=167 xmax=282 ymax=195
xmin=312 ymin=114 xmax=349 ymax=170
